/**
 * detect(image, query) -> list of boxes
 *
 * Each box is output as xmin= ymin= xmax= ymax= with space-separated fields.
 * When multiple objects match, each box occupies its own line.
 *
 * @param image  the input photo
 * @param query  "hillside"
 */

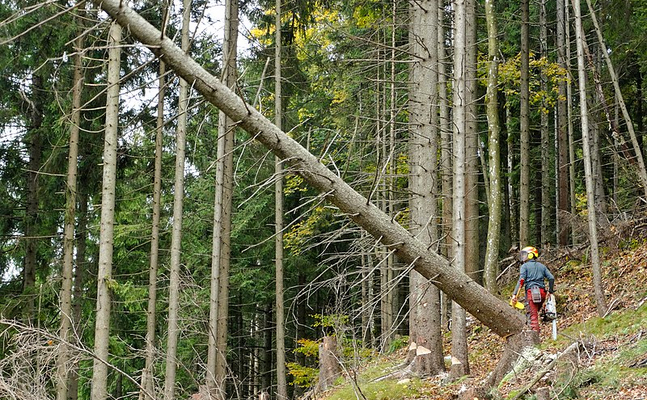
xmin=314 ymin=235 xmax=647 ymax=400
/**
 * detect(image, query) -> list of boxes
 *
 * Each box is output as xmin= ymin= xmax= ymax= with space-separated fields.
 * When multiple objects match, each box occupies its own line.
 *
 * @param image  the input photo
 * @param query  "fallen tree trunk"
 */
xmin=89 ymin=0 xmax=525 ymax=338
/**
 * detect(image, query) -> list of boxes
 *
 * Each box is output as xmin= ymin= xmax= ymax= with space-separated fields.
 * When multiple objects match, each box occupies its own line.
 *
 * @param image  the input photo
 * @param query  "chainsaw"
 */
xmin=542 ymin=293 xmax=558 ymax=340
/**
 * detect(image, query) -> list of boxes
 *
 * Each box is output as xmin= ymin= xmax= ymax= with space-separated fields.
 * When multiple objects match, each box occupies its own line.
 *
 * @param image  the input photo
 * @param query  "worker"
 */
xmin=511 ymin=246 xmax=555 ymax=334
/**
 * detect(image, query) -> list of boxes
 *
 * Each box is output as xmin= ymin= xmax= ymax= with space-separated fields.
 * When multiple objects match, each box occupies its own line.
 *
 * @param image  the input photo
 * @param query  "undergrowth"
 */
xmin=314 ymin=240 xmax=647 ymax=400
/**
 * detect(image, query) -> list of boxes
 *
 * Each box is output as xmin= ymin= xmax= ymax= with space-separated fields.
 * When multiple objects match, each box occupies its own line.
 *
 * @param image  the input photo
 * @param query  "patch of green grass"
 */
xmin=618 ymin=335 xmax=647 ymax=367
xmin=351 ymin=359 xmax=403 ymax=382
xmin=325 ymin=377 xmax=426 ymax=400
xmin=554 ymin=317 xmax=647 ymax=400
xmin=561 ymin=303 xmax=646 ymax=339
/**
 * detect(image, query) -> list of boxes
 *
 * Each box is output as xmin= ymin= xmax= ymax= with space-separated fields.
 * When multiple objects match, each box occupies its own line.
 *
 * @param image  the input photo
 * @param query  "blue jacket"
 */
xmin=514 ymin=259 xmax=555 ymax=294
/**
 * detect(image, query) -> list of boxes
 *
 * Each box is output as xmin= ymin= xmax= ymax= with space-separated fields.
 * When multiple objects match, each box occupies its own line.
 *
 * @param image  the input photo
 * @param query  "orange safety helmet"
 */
xmin=519 ymin=246 xmax=539 ymax=262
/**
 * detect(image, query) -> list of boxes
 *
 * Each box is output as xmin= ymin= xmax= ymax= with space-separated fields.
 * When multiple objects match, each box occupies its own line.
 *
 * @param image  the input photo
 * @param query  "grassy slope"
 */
xmin=316 ymin=240 xmax=647 ymax=400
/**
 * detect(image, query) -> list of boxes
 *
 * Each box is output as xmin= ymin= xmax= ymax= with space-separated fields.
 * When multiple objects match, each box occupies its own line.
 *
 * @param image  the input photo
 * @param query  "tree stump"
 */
xmin=487 ymin=330 xmax=540 ymax=388
xmin=258 ymin=391 xmax=270 ymax=400
xmin=317 ymin=335 xmax=342 ymax=392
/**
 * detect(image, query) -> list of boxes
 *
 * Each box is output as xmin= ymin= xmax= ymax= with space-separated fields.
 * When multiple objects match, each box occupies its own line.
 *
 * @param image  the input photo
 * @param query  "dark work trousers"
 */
xmin=526 ymin=287 xmax=546 ymax=333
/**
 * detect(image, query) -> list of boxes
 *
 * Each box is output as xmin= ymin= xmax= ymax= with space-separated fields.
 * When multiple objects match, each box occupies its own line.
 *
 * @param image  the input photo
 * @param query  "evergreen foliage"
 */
xmin=0 ymin=0 xmax=646 ymax=398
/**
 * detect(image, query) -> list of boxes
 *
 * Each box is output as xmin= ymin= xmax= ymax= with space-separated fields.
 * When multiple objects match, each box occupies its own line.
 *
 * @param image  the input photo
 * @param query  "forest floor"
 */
xmin=315 ymin=222 xmax=647 ymax=400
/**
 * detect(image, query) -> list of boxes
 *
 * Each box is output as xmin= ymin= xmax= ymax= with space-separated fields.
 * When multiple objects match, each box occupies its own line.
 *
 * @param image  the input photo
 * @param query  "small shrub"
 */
xmin=286 ymin=362 xmax=318 ymax=388
xmin=387 ymin=335 xmax=409 ymax=353
xmin=294 ymin=338 xmax=319 ymax=358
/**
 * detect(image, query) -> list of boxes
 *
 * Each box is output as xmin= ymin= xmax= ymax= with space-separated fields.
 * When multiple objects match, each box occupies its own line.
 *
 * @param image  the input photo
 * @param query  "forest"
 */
xmin=0 ymin=0 xmax=646 ymax=399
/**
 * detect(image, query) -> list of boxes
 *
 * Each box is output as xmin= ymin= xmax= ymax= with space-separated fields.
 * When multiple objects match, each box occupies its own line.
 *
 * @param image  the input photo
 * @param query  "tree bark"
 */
xmin=207 ymin=0 xmax=238 ymax=394
xmin=56 ymin=25 xmax=84 ymax=400
xmin=317 ymin=336 xmax=341 ymax=392
xmin=408 ymin=0 xmax=444 ymax=376
xmin=68 ymin=188 xmax=88 ymax=400
xmin=164 ymin=0 xmax=190 ymax=398
xmin=506 ymin=105 xmax=519 ymax=247
xmin=556 ymin=0 xmax=570 ymax=246
xmin=91 ymin=21 xmax=121 ymax=400
xmin=465 ymin=0 xmax=480 ymax=285
xmin=23 ymin=72 xmax=44 ymax=321
xmin=486 ymin=330 xmax=539 ymax=387
xmin=540 ymin=0 xmax=551 ymax=244
xmin=90 ymin=0 xmax=526 ymax=339
xmin=141 ymin=5 xmax=169 ymax=399
xmin=275 ymin=0 xmax=287 ymax=397
xmin=450 ymin=0 xmax=470 ymax=379
xmin=519 ymin=0 xmax=530 ymax=246
xmin=483 ymin=0 xmax=502 ymax=293
xmin=565 ymin=2 xmax=577 ymax=245
xmin=438 ymin=4 xmax=452 ymax=331
xmin=572 ymin=0 xmax=607 ymax=316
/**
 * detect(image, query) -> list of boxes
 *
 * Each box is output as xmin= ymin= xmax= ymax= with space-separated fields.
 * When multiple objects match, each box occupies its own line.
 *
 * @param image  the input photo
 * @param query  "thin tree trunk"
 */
xmin=375 ymin=24 xmax=394 ymax=349
xmin=506 ymin=104 xmax=519 ymax=247
xmin=56 ymin=26 xmax=84 ymax=400
xmin=589 ymin=115 xmax=607 ymax=213
xmin=68 ymin=188 xmax=87 ymax=400
xmin=207 ymin=0 xmax=238 ymax=395
xmin=566 ymin=2 xmax=577 ymax=244
xmin=164 ymin=1 xmax=190 ymax=397
xmin=572 ymin=0 xmax=607 ymax=316
xmin=519 ymin=0 xmax=530 ymax=246
xmin=556 ymin=0 xmax=570 ymax=246
xmin=451 ymin=0 xmax=469 ymax=379
xmin=92 ymin=0 xmax=526 ymax=338
xmin=91 ymin=21 xmax=121 ymax=400
xmin=540 ymin=0 xmax=551 ymax=244
xmin=23 ymin=71 xmax=44 ymax=321
xmin=388 ymin=0 xmax=398 ymax=347
xmin=261 ymin=304 xmax=272 ymax=393
xmin=483 ymin=0 xmax=502 ymax=293
xmin=275 ymin=0 xmax=287 ymax=397
xmin=141 ymin=5 xmax=169 ymax=399
xmin=140 ymin=55 xmax=164 ymax=400
xmin=438 ymin=2 xmax=452 ymax=330
xmin=465 ymin=0 xmax=480 ymax=284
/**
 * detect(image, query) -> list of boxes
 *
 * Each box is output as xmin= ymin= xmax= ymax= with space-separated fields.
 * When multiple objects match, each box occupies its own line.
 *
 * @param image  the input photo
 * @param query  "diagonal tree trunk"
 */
xmin=90 ymin=0 xmax=525 ymax=339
